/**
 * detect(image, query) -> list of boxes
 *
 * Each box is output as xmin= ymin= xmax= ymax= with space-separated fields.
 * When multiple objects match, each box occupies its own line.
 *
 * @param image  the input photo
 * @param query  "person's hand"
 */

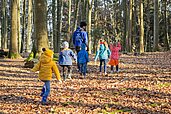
xmin=58 ymin=80 xmax=62 ymax=83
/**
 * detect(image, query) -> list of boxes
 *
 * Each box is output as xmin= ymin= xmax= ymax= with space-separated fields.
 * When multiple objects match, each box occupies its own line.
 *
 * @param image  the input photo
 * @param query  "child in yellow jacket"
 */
xmin=31 ymin=48 xmax=61 ymax=105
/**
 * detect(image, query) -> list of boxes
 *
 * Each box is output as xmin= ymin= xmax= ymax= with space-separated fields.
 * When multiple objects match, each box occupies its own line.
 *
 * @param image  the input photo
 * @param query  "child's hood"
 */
xmin=40 ymin=49 xmax=53 ymax=63
xmin=81 ymin=43 xmax=86 ymax=50
xmin=100 ymin=44 xmax=105 ymax=50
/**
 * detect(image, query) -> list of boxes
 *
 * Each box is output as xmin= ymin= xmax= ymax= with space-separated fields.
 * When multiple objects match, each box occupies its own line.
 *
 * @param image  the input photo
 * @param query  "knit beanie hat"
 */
xmin=63 ymin=41 xmax=69 ymax=48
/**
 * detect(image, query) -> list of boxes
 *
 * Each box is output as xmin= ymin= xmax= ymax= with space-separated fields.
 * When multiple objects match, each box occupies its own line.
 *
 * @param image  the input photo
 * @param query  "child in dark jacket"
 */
xmin=59 ymin=41 xmax=77 ymax=81
xmin=77 ymin=43 xmax=89 ymax=78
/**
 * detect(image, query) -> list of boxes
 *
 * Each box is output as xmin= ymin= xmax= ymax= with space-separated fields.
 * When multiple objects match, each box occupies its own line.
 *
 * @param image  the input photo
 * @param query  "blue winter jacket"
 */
xmin=72 ymin=27 xmax=88 ymax=47
xmin=77 ymin=44 xmax=89 ymax=64
xmin=94 ymin=44 xmax=111 ymax=61
xmin=59 ymin=49 xmax=77 ymax=65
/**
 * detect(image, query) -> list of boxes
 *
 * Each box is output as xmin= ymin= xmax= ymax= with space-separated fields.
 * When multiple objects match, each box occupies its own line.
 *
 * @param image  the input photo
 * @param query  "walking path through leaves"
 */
xmin=0 ymin=52 xmax=171 ymax=114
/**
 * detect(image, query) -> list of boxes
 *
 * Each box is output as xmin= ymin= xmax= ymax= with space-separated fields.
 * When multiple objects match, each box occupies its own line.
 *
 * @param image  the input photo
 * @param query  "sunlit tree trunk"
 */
xmin=34 ymin=0 xmax=49 ymax=55
xmin=93 ymin=0 xmax=98 ymax=53
xmin=73 ymin=0 xmax=80 ymax=31
xmin=20 ymin=0 xmax=26 ymax=53
xmin=139 ymin=0 xmax=144 ymax=53
xmin=128 ymin=0 xmax=133 ymax=52
xmin=26 ymin=0 xmax=33 ymax=53
xmin=9 ymin=0 xmax=20 ymax=58
xmin=56 ymin=0 xmax=63 ymax=52
xmin=52 ymin=0 xmax=57 ymax=51
xmin=1 ymin=0 xmax=8 ymax=49
xmin=122 ymin=0 xmax=128 ymax=52
xmin=87 ymin=0 xmax=94 ymax=54
xmin=153 ymin=0 xmax=159 ymax=51
xmin=67 ymin=0 xmax=71 ymax=42
xmin=163 ymin=0 xmax=169 ymax=50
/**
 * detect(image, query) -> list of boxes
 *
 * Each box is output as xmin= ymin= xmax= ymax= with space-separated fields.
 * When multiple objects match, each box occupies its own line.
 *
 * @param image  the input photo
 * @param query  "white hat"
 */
xmin=63 ymin=41 xmax=69 ymax=48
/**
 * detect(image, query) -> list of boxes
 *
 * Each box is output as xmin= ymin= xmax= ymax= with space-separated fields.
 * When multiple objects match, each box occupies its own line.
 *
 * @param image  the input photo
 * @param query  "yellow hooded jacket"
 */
xmin=31 ymin=49 xmax=61 ymax=81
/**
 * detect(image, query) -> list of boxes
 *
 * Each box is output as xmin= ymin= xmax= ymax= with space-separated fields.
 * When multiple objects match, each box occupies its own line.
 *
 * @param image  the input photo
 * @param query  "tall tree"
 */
xmin=139 ymin=0 xmax=144 ymax=53
xmin=67 ymin=0 xmax=71 ymax=42
xmin=128 ymin=0 xmax=133 ymax=52
xmin=56 ymin=0 xmax=63 ymax=52
xmin=34 ymin=0 xmax=49 ymax=55
xmin=9 ymin=0 xmax=20 ymax=58
xmin=20 ymin=0 xmax=26 ymax=53
xmin=52 ymin=0 xmax=57 ymax=51
xmin=87 ymin=0 xmax=94 ymax=54
xmin=163 ymin=0 xmax=170 ymax=50
xmin=1 ymin=0 xmax=8 ymax=49
xmin=153 ymin=0 xmax=159 ymax=51
xmin=26 ymin=0 xmax=33 ymax=53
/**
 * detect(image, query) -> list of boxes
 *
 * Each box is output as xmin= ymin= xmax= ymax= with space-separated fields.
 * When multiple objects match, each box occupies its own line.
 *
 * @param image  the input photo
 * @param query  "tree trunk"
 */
xmin=139 ymin=0 xmax=144 ymax=53
xmin=87 ymin=0 xmax=94 ymax=54
xmin=153 ymin=0 xmax=159 ymax=51
xmin=9 ymin=0 xmax=20 ymax=58
xmin=67 ymin=0 xmax=71 ymax=42
xmin=93 ymin=0 xmax=98 ymax=53
xmin=34 ymin=0 xmax=49 ymax=55
xmin=52 ymin=0 xmax=57 ymax=51
xmin=164 ymin=0 xmax=170 ymax=50
xmin=20 ymin=0 xmax=26 ymax=53
xmin=26 ymin=0 xmax=33 ymax=53
xmin=128 ymin=0 xmax=133 ymax=52
xmin=56 ymin=0 xmax=63 ymax=53
xmin=122 ymin=0 xmax=128 ymax=52
xmin=1 ymin=0 xmax=8 ymax=49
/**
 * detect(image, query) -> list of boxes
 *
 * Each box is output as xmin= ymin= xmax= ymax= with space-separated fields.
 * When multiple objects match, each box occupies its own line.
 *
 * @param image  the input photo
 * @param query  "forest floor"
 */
xmin=0 ymin=52 xmax=171 ymax=114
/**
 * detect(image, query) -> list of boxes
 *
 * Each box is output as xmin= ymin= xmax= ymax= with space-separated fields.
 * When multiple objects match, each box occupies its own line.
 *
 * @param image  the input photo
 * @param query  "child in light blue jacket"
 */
xmin=59 ymin=41 xmax=77 ymax=80
xmin=94 ymin=39 xmax=111 ymax=76
xmin=77 ymin=43 xmax=89 ymax=78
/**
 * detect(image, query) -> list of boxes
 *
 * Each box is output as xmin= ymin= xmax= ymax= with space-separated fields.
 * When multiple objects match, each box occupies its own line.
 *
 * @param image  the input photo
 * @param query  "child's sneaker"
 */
xmin=99 ymin=72 xmax=102 ymax=75
xmin=110 ymin=70 xmax=114 ymax=74
xmin=104 ymin=72 xmax=108 ymax=76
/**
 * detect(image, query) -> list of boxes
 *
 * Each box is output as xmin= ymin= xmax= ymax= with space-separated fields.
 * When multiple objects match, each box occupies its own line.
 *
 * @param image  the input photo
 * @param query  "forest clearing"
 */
xmin=0 ymin=52 xmax=170 ymax=114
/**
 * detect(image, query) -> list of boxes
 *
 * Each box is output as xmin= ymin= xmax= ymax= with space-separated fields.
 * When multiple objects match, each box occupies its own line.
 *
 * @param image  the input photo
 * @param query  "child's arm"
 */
xmin=70 ymin=50 xmax=77 ymax=62
xmin=117 ymin=42 xmax=121 ymax=50
xmin=94 ymin=50 xmax=100 ymax=61
xmin=52 ymin=63 xmax=61 ymax=81
xmin=31 ymin=62 xmax=41 ymax=72
xmin=107 ymin=48 xmax=111 ymax=58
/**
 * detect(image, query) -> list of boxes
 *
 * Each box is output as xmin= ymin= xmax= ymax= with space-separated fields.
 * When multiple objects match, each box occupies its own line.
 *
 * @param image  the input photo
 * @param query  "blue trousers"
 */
xmin=100 ymin=59 xmax=107 ymax=73
xmin=79 ymin=63 xmax=87 ymax=76
xmin=41 ymin=81 xmax=50 ymax=103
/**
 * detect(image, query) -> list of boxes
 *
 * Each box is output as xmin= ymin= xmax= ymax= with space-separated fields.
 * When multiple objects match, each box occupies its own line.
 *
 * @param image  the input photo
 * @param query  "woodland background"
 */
xmin=0 ymin=0 xmax=171 ymax=58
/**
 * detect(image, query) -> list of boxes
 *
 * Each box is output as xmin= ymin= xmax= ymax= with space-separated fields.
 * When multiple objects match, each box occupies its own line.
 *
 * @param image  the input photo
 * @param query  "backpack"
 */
xmin=74 ymin=31 xmax=83 ymax=46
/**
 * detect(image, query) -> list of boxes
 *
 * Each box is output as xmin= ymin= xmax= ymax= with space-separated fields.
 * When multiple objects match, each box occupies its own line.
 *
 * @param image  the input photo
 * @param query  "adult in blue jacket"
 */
xmin=72 ymin=21 xmax=88 ymax=54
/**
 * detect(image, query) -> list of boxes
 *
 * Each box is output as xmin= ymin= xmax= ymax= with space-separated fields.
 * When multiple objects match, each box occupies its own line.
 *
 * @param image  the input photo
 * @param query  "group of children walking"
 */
xmin=31 ymin=37 xmax=121 ymax=105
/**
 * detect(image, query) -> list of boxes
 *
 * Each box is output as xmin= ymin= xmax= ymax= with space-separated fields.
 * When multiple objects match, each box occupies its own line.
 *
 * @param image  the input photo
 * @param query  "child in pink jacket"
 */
xmin=108 ymin=41 xmax=121 ymax=73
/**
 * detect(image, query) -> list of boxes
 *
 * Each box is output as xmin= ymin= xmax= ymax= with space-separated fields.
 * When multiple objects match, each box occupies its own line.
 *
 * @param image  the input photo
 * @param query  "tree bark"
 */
xmin=139 ymin=0 xmax=144 ymax=53
xmin=153 ymin=0 xmax=159 ymax=51
xmin=34 ymin=0 xmax=49 ymax=55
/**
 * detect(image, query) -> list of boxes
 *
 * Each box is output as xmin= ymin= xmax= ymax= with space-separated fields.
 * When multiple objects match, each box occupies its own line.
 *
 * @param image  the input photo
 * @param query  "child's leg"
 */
xmin=67 ymin=65 xmax=72 ymax=79
xmin=62 ymin=66 xmax=67 ymax=81
xmin=99 ymin=60 xmax=103 ymax=73
xmin=83 ymin=63 xmax=87 ymax=77
xmin=116 ymin=65 xmax=119 ymax=72
xmin=40 ymin=84 xmax=45 ymax=96
xmin=104 ymin=59 xmax=107 ymax=74
xmin=41 ymin=81 xmax=50 ymax=103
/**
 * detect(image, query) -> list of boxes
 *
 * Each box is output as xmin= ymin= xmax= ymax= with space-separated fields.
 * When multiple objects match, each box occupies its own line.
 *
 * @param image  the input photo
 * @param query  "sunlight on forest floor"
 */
xmin=0 ymin=52 xmax=171 ymax=113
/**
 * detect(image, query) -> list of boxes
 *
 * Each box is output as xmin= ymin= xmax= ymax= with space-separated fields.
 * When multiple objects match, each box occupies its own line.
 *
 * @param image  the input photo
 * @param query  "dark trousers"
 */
xmin=100 ymin=59 xmax=107 ymax=73
xmin=61 ymin=65 xmax=72 ymax=80
xmin=79 ymin=63 xmax=87 ymax=77
xmin=111 ymin=65 xmax=119 ymax=71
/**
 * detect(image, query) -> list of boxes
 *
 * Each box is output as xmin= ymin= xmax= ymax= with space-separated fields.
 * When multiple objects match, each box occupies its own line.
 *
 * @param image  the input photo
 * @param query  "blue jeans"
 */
xmin=100 ymin=59 xmax=107 ymax=73
xmin=41 ymin=81 xmax=50 ymax=103
xmin=79 ymin=63 xmax=87 ymax=76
